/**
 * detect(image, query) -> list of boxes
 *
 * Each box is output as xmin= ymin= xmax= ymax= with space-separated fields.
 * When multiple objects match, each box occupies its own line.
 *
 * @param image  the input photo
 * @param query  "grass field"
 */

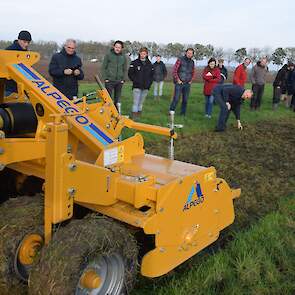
xmin=79 ymin=82 xmax=294 ymax=142
xmin=78 ymin=82 xmax=295 ymax=295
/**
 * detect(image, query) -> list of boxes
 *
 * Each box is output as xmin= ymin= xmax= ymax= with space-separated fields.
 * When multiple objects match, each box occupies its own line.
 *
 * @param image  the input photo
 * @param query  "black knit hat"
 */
xmin=18 ymin=30 xmax=32 ymax=42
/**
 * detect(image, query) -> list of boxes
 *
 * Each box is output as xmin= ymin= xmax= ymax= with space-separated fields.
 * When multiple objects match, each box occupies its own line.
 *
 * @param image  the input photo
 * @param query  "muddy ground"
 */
xmin=145 ymin=117 xmax=295 ymax=231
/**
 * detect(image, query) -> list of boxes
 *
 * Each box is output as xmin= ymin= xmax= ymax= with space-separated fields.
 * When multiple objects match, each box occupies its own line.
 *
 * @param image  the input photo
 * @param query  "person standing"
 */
xmin=286 ymin=62 xmax=295 ymax=109
xmin=218 ymin=58 xmax=228 ymax=84
xmin=202 ymin=58 xmax=221 ymax=118
xmin=169 ymin=48 xmax=195 ymax=116
xmin=213 ymin=84 xmax=253 ymax=132
xmin=153 ymin=55 xmax=167 ymax=100
xmin=272 ymin=64 xmax=288 ymax=110
xmin=250 ymin=57 xmax=268 ymax=110
xmin=128 ymin=47 xmax=154 ymax=119
xmin=49 ymin=39 xmax=84 ymax=100
xmin=102 ymin=40 xmax=128 ymax=108
xmin=233 ymin=58 xmax=251 ymax=87
xmin=5 ymin=30 xmax=32 ymax=96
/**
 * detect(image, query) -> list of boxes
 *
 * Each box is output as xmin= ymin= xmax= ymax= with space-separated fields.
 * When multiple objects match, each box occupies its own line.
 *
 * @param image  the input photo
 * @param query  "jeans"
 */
xmin=105 ymin=80 xmax=123 ymax=105
xmin=251 ymin=84 xmax=265 ymax=109
xmin=169 ymin=83 xmax=191 ymax=115
xmin=205 ymin=95 xmax=214 ymax=116
xmin=132 ymin=88 xmax=148 ymax=112
xmin=153 ymin=81 xmax=164 ymax=97
xmin=215 ymin=93 xmax=230 ymax=131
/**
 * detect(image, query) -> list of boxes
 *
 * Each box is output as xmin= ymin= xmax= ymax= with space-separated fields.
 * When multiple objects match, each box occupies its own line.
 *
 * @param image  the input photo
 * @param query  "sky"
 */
xmin=0 ymin=0 xmax=294 ymax=49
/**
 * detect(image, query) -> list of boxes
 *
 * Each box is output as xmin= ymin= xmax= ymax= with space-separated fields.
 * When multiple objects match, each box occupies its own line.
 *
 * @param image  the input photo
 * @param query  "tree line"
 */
xmin=0 ymin=40 xmax=294 ymax=66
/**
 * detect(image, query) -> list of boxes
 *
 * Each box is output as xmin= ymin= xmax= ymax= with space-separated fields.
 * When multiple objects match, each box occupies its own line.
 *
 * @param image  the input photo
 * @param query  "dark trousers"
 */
xmin=169 ymin=83 xmax=191 ymax=115
xmin=251 ymin=84 xmax=265 ymax=109
xmin=273 ymin=86 xmax=281 ymax=104
xmin=105 ymin=80 xmax=123 ymax=105
xmin=215 ymin=93 xmax=230 ymax=131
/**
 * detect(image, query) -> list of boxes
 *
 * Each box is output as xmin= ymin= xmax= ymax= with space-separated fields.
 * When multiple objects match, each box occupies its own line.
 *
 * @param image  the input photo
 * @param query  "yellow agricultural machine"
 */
xmin=0 ymin=50 xmax=240 ymax=295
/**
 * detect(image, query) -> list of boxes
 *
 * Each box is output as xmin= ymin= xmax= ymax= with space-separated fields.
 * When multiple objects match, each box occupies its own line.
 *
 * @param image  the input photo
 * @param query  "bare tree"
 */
xmin=224 ymin=48 xmax=235 ymax=66
xmin=285 ymin=47 xmax=295 ymax=62
xmin=213 ymin=47 xmax=224 ymax=59
xmin=204 ymin=44 xmax=214 ymax=58
xmin=248 ymin=47 xmax=262 ymax=64
xmin=261 ymin=46 xmax=273 ymax=60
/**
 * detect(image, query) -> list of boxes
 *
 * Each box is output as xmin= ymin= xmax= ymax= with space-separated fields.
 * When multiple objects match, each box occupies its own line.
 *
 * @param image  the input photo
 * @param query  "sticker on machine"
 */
xmin=103 ymin=146 xmax=124 ymax=167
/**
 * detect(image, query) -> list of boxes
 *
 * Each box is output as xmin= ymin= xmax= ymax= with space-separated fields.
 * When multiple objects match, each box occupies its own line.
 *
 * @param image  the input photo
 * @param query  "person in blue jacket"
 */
xmin=49 ymin=39 xmax=84 ymax=99
xmin=5 ymin=30 xmax=32 ymax=95
xmin=213 ymin=84 xmax=253 ymax=132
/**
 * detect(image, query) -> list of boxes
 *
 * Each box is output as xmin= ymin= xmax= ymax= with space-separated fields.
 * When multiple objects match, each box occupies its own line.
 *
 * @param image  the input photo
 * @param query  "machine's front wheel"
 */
xmin=0 ymin=196 xmax=43 ymax=294
xmin=29 ymin=216 xmax=138 ymax=295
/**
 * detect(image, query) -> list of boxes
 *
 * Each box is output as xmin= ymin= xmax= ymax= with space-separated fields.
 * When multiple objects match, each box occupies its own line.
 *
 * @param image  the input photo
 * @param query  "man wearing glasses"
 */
xmin=49 ymin=39 xmax=84 ymax=99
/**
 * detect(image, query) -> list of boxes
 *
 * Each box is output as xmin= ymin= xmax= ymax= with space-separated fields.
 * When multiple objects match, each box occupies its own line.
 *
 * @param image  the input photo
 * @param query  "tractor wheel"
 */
xmin=0 ymin=195 xmax=44 ymax=294
xmin=29 ymin=216 xmax=138 ymax=295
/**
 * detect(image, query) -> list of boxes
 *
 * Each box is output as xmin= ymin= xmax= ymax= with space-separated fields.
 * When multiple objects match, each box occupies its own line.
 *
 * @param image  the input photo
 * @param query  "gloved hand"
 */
xmin=226 ymin=102 xmax=231 ymax=110
xmin=237 ymin=120 xmax=243 ymax=130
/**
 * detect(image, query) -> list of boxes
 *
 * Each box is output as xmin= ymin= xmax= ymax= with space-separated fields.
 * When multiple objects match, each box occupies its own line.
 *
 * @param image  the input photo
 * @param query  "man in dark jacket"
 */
xmin=213 ymin=84 xmax=253 ymax=132
xmin=218 ymin=58 xmax=228 ymax=84
xmin=5 ymin=30 xmax=32 ymax=95
xmin=272 ymin=64 xmax=288 ymax=110
xmin=102 ymin=40 xmax=127 ymax=107
xmin=128 ymin=47 xmax=153 ymax=118
xmin=153 ymin=55 xmax=167 ymax=100
xmin=169 ymin=48 xmax=195 ymax=115
xmin=250 ymin=57 xmax=268 ymax=110
xmin=286 ymin=62 xmax=295 ymax=109
xmin=49 ymin=39 xmax=84 ymax=99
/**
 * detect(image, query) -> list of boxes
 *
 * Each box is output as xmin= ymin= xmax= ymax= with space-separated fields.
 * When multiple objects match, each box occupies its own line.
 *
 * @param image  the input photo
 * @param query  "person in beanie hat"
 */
xmin=5 ymin=30 xmax=32 ymax=95
xmin=128 ymin=47 xmax=154 ymax=119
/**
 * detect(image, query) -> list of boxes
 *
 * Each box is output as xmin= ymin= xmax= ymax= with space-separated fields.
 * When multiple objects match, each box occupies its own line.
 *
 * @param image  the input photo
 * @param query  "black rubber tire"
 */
xmin=28 ymin=216 xmax=138 ymax=295
xmin=0 ymin=195 xmax=43 ymax=295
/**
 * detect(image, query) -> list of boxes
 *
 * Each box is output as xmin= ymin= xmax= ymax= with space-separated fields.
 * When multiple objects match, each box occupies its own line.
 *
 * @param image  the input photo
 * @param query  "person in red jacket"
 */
xmin=233 ymin=58 xmax=251 ymax=87
xmin=202 ymin=58 xmax=221 ymax=118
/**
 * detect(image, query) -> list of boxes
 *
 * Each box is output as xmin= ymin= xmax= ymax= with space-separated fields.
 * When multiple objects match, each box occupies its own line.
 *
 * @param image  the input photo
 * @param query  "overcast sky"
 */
xmin=1 ymin=0 xmax=294 ymax=49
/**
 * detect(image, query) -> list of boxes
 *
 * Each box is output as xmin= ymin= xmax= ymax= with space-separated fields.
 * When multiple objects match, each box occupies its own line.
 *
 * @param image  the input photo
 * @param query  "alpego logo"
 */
xmin=183 ymin=182 xmax=204 ymax=211
xmin=31 ymin=80 xmax=114 ymax=146
xmin=13 ymin=62 xmax=114 ymax=146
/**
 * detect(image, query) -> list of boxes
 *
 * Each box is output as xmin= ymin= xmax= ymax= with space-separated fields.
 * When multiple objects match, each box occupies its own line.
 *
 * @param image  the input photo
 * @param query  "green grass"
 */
xmin=132 ymin=196 xmax=295 ymax=295
xmin=79 ymin=82 xmax=294 ymax=143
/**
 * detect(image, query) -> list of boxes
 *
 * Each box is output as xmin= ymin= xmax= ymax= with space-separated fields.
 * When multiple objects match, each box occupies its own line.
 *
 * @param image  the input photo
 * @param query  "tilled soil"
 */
xmin=145 ymin=118 xmax=295 ymax=231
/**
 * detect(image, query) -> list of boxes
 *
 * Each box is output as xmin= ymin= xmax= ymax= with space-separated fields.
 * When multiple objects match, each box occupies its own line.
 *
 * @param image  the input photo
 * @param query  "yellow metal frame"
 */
xmin=0 ymin=50 xmax=240 ymax=278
